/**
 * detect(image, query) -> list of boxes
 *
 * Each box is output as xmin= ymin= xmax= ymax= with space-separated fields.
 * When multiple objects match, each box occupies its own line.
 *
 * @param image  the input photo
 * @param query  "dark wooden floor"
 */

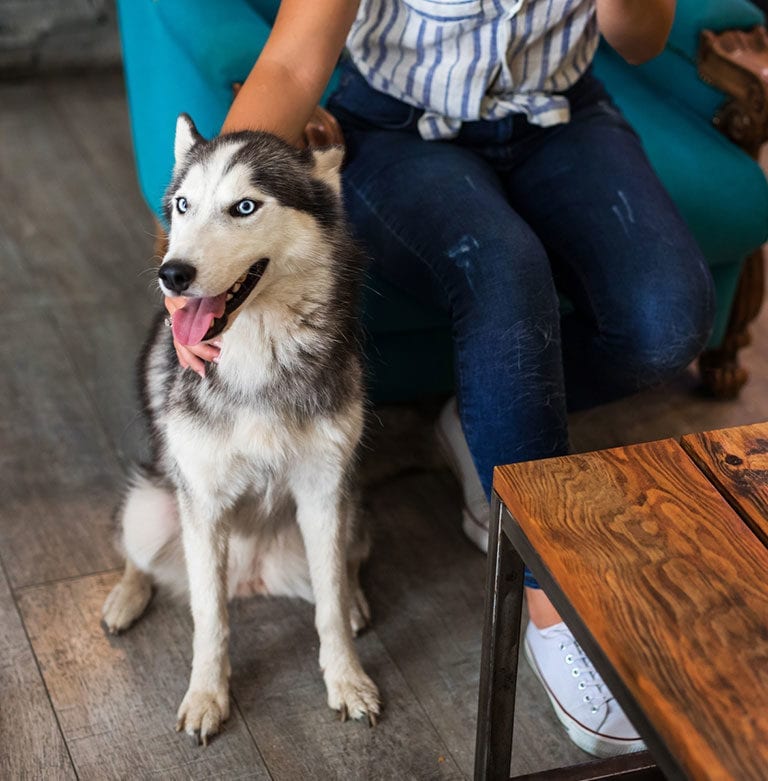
xmin=1 ymin=71 xmax=767 ymax=781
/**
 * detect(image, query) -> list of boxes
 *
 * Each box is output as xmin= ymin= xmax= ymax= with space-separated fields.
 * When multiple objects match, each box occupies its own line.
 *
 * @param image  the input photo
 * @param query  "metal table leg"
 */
xmin=474 ymin=491 xmax=526 ymax=781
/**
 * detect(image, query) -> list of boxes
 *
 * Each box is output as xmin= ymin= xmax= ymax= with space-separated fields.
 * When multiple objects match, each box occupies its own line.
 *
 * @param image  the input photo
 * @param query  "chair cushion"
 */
xmin=155 ymin=1 xmax=273 ymax=92
xmin=155 ymin=0 xmax=338 ymax=102
xmin=594 ymin=48 xmax=768 ymax=269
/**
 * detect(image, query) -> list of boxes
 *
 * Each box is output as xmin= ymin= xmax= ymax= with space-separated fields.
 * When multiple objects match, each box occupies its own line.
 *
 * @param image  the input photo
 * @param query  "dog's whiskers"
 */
xmin=138 ymin=265 xmax=161 ymax=279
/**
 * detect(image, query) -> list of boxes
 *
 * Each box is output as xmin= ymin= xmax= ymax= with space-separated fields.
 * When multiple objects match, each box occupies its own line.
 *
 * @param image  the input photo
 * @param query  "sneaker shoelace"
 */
xmin=556 ymin=632 xmax=614 ymax=714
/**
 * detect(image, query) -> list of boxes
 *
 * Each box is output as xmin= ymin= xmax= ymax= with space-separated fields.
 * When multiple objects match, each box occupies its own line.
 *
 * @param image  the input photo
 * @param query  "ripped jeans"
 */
xmin=328 ymin=64 xmax=715 ymax=584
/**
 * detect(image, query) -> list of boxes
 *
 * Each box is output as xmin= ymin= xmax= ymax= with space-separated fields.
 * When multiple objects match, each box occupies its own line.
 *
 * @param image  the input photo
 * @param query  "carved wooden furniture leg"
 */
xmin=697 ymin=27 xmax=768 ymax=398
xmin=699 ymin=248 xmax=765 ymax=398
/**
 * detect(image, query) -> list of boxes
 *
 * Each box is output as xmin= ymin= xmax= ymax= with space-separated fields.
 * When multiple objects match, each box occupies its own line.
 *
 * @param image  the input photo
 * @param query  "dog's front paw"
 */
xmin=325 ymin=667 xmax=381 ymax=725
xmin=101 ymin=574 xmax=152 ymax=634
xmin=176 ymin=687 xmax=230 ymax=745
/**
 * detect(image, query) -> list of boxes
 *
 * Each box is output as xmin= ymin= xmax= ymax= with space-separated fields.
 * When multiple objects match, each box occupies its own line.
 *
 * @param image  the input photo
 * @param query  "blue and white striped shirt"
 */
xmin=346 ymin=0 xmax=599 ymax=140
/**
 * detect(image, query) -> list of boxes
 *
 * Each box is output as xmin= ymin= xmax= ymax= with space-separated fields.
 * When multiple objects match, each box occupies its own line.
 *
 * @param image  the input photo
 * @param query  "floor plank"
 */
xmin=18 ymin=568 xmax=463 ymax=781
xmin=17 ymin=572 xmax=271 ymax=781
xmin=0 ymin=559 xmax=75 ymax=780
xmin=228 ymin=596 xmax=464 ymax=780
xmin=0 ymin=308 xmax=122 ymax=588
xmin=363 ymin=470 xmax=590 ymax=777
xmin=0 ymin=74 xmax=164 ymax=469
xmin=52 ymin=297 xmax=157 ymax=468
xmin=45 ymin=71 xmax=144 ymax=197
xmin=0 ymin=80 xmax=157 ymax=310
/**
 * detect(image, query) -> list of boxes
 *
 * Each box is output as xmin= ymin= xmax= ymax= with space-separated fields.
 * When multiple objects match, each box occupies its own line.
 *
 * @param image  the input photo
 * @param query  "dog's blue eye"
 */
xmin=176 ymin=197 xmax=188 ymax=214
xmin=231 ymin=199 xmax=259 ymax=217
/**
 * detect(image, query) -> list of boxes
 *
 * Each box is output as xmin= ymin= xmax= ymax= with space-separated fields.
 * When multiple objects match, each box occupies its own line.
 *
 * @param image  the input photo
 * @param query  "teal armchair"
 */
xmin=116 ymin=0 xmax=768 ymax=402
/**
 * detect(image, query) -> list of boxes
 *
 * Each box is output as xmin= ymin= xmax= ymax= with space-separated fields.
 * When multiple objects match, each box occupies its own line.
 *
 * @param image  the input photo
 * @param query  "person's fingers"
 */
xmin=165 ymin=296 xmax=186 ymax=315
xmin=174 ymin=344 xmax=189 ymax=370
xmin=185 ymin=351 xmax=206 ymax=378
xmin=174 ymin=340 xmax=221 ymax=378
xmin=187 ymin=342 xmax=222 ymax=364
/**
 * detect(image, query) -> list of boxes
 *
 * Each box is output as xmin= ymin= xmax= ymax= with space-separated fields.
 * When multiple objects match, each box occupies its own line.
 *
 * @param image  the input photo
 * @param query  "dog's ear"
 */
xmin=311 ymin=147 xmax=344 ymax=194
xmin=174 ymin=113 xmax=204 ymax=166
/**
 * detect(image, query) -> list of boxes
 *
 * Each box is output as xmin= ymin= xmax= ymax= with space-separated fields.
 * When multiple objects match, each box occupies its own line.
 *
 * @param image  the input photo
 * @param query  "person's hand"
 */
xmin=164 ymin=296 xmax=221 ymax=378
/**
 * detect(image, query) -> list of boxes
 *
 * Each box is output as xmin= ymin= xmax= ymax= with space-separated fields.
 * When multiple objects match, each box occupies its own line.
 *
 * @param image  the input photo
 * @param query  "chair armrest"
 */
xmin=667 ymin=0 xmax=764 ymax=62
xmin=595 ymin=0 xmax=764 ymax=125
xmin=699 ymin=26 xmax=768 ymax=158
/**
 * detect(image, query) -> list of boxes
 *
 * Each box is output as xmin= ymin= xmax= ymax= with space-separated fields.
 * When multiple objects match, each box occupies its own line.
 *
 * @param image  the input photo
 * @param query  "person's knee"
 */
xmin=449 ymin=232 xmax=557 ymax=325
xmin=609 ymin=256 xmax=715 ymax=382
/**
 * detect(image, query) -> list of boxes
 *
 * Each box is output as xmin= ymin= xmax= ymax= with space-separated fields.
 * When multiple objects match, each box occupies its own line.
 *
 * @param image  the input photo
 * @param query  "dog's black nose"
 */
xmin=159 ymin=260 xmax=196 ymax=293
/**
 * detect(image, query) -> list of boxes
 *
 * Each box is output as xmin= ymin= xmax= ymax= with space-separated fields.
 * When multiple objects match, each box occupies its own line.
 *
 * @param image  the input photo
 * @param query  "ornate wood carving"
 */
xmin=697 ymin=26 xmax=768 ymax=398
xmin=699 ymin=248 xmax=765 ymax=398
xmin=699 ymin=27 xmax=768 ymax=156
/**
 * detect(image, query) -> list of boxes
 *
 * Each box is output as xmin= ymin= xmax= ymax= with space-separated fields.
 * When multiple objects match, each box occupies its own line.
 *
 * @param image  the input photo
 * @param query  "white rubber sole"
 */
xmin=523 ymin=635 xmax=646 ymax=759
xmin=461 ymin=509 xmax=489 ymax=553
xmin=435 ymin=421 xmax=490 ymax=554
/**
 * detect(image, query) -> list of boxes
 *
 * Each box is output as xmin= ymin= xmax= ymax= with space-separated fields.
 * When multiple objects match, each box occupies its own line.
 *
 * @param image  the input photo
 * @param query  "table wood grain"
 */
xmin=681 ymin=421 xmax=768 ymax=547
xmin=494 ymin=438 xmax=768 ymax=781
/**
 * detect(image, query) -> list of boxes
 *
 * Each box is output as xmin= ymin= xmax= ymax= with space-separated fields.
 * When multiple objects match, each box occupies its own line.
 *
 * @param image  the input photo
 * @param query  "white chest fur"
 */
xmin=164 ymin=405 xmax=301 ymax=504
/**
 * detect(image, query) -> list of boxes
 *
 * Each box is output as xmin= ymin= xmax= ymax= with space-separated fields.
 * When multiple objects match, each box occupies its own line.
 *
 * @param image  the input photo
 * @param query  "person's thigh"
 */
xmin=502 ymin=80 xmax=716 ymax=410
xmin=335 ymin=119 xmax=570 ymax=492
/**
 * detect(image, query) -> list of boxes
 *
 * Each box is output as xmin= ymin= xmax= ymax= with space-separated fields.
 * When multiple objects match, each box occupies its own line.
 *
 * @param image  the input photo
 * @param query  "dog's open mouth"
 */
xmin=171 ymin=258 xmax=269 ymax=346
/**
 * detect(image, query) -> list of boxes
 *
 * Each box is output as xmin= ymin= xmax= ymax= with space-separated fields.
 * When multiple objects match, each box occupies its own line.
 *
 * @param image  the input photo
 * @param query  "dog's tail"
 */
xmin=118 ymin=468 xmax=187 ymax=598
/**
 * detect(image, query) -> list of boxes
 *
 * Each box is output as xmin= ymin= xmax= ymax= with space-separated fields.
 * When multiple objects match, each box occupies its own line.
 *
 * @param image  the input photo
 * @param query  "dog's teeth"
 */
xmin=226 ymin=293 xmax=234 ymax=301
xmin=232 ymin=283 xmax=241 ymax=293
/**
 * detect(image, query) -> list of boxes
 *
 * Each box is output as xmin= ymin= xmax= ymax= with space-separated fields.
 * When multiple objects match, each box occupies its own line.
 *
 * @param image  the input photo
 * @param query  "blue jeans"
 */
xmin=328 ymin=64 xmax=715 ymax=583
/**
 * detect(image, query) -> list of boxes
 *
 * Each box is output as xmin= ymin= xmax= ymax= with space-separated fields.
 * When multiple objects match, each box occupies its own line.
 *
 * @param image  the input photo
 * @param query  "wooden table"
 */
xmin=474 ymin=422 xmax=768 ymax=781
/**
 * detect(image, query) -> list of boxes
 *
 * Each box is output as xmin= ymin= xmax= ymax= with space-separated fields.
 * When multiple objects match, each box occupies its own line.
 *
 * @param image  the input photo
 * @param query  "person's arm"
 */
xmin=596 ymin=0 xmax=676 ymax=65
xmin=170 ymin=0 xmax=359 ymax=376
xmin=222 ymin=0 xmax=359 ymax=138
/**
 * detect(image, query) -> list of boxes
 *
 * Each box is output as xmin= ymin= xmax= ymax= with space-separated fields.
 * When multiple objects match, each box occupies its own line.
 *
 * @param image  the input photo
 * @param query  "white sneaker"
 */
xmin=435 ymin=397 xmax=490 ymax=552
xmin=524 ymin=621 xmax=646 ymax=758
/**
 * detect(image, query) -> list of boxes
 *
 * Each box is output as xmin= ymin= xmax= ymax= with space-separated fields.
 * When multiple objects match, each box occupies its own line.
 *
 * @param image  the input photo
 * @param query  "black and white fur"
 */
xmin=102 ymin=115 xmax=379 ymax=742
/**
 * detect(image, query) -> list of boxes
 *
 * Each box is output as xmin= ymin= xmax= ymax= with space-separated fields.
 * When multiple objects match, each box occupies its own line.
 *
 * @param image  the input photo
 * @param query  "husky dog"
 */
xmin=102 ymin=114 xmax=379 ymax=742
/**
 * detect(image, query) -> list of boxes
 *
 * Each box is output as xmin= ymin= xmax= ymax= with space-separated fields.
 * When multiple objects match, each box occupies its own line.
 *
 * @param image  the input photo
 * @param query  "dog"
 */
xmin=101 ymin=114 xmax=380 ymax=743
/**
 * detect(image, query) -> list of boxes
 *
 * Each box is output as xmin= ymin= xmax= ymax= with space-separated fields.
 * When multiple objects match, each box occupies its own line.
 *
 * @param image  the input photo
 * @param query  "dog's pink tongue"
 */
xmin=171 ymin=294 xmax=227 ymax=346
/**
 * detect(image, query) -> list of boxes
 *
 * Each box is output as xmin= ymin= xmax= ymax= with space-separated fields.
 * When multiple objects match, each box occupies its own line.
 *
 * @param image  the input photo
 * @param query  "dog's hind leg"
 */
xmin=102 ymin=471 xmax=182 ymax=633
xmin=347 ymin=557 xmax=371 ymax=637
xmin=345 ymin=498 xmax=372 ymax=636
xmin=102 ymin=558 xmax=153 ymax=635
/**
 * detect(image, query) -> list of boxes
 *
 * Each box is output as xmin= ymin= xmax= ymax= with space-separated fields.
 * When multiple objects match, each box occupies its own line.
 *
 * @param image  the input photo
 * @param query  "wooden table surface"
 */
xmin=493 ymin=421 xmax=768 ymax=781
